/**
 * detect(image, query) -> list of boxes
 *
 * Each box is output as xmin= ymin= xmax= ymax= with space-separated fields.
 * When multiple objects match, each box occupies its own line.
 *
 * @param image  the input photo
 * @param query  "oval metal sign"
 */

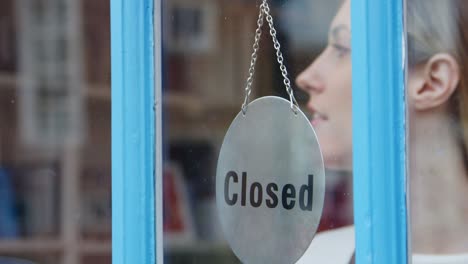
xmin=216 ymin=96 xmax=325 ymax=264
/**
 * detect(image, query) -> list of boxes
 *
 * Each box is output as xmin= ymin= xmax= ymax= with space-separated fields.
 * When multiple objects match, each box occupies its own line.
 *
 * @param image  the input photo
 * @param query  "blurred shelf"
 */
xmin=0 ymin=239 xmax=231 ymax=257
xmin=80 ymin=240 xmax=111 ymax=254
xmin=164 ymin=93 xmax=245 ymax=142
xmin=164 ymin=93 xmax=239 ymax=126
xmin=164 ymin=93 xmax=206 ymax=117
xmin=165 ymin=239 xmax=231 ymax=254
xmin=0 ymin=239 xmax=62 ymax=253
xmin=165 ymin=93 xmax=240 ymax=118
xmin=0 ymin=72 xmax=110 ymax=101
xmin=0 ymin=72 xmax=16 ymax=87
xmin=87 ymin=84 xmax=111 ymax=101
xmin=0 ymin=239 xmax=111 ymax=254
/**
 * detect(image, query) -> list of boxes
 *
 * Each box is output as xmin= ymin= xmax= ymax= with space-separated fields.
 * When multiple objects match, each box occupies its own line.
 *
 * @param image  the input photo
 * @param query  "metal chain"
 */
xmin=241 ymin=0 xmax=299 ymax=115
xmin=241 ymin=2 xmax=264 ymax=115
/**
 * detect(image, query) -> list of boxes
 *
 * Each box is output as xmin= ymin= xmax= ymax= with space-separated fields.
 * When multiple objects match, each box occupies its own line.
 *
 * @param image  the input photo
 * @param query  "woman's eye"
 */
xmin=331 ymin=43 xmax=350 ymax=57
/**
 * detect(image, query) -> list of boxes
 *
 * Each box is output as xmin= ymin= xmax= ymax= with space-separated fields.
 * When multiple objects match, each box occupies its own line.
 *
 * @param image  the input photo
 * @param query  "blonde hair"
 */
xmin=407 ymin=0 xmax=468 ymax=167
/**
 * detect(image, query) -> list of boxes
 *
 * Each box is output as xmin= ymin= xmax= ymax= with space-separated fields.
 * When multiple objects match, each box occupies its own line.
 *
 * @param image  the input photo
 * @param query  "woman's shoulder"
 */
xmin=295 ymin=224 xmax=468 ymax=264
xmin=296 ymin=225 xmax=355 ymax=264
xmin=414 ymin=253 xmax=468 ymax=264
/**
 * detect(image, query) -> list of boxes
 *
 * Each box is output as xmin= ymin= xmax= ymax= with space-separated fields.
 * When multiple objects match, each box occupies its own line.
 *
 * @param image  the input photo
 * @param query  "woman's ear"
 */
xmin=408 ymin=53 xmax=460 ymax=111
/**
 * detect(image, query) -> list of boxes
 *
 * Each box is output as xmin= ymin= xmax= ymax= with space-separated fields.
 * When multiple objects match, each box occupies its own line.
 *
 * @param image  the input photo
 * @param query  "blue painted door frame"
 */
xmin=111 ymin=0 xmax=408 ymax=263
xmin=111 ymin=0 xmax=156 ymax=263
xmin=351 ymin=0 xmax=408 ymax=263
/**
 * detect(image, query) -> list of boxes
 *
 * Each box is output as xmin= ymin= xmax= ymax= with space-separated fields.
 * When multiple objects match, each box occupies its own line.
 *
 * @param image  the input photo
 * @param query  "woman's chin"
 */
xmin=316 ymin=131 xmax=353 ymax=171
xmin=323 ymin=152 xmax=352 ymax=171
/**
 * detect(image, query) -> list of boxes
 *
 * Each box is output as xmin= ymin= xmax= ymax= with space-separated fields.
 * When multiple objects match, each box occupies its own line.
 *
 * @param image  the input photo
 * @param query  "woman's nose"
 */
xmin=295 ymin=62 xmax=325 ymax=94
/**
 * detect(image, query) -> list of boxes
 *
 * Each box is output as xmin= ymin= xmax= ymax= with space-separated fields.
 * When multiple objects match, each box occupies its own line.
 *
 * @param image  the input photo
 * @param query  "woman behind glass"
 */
xmin=296 ymin=0 xmax=468 ymax=263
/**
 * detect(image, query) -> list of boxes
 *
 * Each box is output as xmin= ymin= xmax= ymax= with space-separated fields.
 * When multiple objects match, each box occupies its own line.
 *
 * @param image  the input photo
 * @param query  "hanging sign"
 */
xmin=216 ymin=96 xmax=325 ymax=264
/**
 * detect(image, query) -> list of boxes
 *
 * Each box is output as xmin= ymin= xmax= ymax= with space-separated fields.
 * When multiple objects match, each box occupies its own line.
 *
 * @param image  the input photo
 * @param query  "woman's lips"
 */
xmin=311 ymin=111 xmax=328 ymax=126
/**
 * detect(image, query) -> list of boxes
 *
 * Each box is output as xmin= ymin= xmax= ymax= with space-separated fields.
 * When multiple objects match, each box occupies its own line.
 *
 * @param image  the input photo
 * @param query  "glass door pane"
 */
xmin=0 ymin=0 xmax=111 ymax=263
xmin=406 ymin=0 xmax=468 ymax=261
xmin=161 ymin=0 xmax=355 ymax=262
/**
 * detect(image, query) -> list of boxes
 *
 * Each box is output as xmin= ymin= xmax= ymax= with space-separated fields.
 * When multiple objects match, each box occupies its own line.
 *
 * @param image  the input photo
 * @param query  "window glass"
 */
xmin=406 ymin=0 xmax=468 ymax=260
xmin=0 ymin=0 xmax=111 ymax=263
xmin=162 ymin=0 xmax=354 ymax=262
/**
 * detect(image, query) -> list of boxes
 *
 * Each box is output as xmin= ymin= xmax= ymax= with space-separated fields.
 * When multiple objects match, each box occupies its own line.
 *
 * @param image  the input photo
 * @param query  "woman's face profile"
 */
xmin=296 ymin=0 xmax=352 ymax=170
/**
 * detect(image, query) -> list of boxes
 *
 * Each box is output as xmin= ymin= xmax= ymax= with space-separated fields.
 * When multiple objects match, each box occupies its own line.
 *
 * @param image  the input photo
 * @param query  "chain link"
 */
xmin=241 ymin=3 xmax=264 ymax=115
xmin=241 ymin=0 xmax=299 ymax=115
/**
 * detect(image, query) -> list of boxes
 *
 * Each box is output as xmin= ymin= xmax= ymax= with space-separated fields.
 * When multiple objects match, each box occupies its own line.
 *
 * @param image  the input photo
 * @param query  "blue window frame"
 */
xmin=351 ymin=0 xmax=408 ymax=263
xmin=111 ymin=0 xmax=408 ymax=263
xmin=111 ymin=0 xmax=156 ymax=263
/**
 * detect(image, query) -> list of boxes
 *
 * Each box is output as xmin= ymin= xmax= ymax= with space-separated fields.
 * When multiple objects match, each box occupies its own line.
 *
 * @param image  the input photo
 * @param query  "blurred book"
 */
xmin=81 ymin=167 xmax=111 ymax=239
xmin=83 ymin=0 xmax=110 ymax=85
xmin=163 ymin=163 xmax=195 ymax=244
xmin=168 ymin=141 xmax=225 ymax=241
xmin=317 ymin=170 xmax=353 ymax=231
xmin=0 ymin=0 xmax=17 ymax=73
xmin=19 ymin=167 xmax=58 ymax=237
xmin=0 ymin=168 xmax=19 ymax=238
xmin=0 ymin=257 xmax=37 ymax=264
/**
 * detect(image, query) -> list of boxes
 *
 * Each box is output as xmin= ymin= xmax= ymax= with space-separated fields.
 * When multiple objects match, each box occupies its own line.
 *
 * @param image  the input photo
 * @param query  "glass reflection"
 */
xmin=297 ymin=0 xmax=468 ymax=262
xmin=0 ymin=0 xmax=111 ymax=263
